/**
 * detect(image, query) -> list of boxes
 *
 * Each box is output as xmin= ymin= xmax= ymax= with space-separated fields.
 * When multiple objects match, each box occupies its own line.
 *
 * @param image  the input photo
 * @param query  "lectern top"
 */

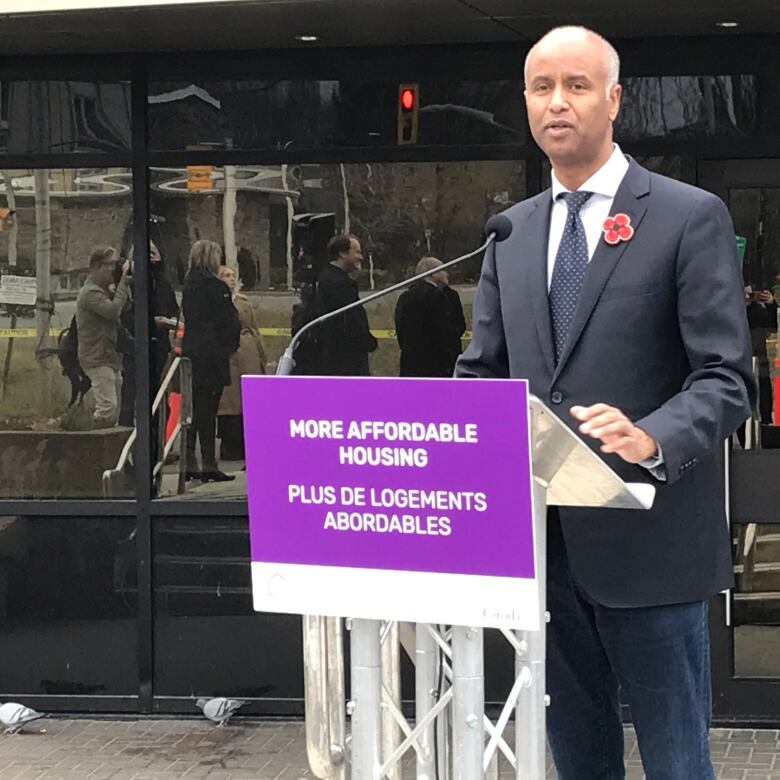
xmin=529 ymin=396 xmax=655 ymax=511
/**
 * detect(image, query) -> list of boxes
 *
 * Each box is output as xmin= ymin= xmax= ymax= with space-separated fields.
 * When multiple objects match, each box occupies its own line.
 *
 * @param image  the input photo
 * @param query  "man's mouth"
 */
xmin=545 ymin=120 xmax=574 ymax=131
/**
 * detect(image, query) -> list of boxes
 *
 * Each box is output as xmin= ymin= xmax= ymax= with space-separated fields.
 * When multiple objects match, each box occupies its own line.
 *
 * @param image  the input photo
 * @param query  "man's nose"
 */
xmin=548 ymin=84 xmax=569 ymax=111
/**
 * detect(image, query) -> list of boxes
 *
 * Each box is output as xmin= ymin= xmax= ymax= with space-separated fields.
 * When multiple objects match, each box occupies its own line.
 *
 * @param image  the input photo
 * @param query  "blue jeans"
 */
xmin=546 ymin=518 xmax=715 ymax=780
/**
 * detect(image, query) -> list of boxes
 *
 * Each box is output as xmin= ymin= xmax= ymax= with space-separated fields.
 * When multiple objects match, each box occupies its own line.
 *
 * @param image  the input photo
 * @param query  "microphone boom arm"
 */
xmin=276 ymin=232 xmax=497 ymax=375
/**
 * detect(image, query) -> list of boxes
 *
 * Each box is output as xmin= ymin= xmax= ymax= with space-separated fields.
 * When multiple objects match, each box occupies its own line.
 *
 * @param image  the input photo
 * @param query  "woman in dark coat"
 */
xmin=181 ymin=240 xmax=240 ymax=482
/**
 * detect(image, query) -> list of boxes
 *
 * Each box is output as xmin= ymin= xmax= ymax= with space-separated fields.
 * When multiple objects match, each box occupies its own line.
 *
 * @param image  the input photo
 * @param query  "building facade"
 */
xmin=0 ymin=0 xmax=778 ymax=723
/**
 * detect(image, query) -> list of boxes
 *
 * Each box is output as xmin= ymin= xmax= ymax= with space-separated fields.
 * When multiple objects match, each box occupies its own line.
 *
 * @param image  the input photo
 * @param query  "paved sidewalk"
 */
xmin=1 ymin=717 xmax=779 ymax=779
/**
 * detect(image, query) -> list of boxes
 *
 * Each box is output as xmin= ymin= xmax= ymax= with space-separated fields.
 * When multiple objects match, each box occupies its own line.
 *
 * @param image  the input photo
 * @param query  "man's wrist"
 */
xmin=636 ymin=426 xmax=658 ymax=462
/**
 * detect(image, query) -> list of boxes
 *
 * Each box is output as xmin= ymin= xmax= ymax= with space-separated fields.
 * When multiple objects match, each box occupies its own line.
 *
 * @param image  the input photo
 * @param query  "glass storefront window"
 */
xmin=733 ymin=522 xmax=780 ymax=678
xmin=0 ymin=167 xmax=134 ymax=498
xmin=0 ymin=516 xmax=137 ymax=697
xmin=148 ymin=79 xmax=526 ymax=150
xmin=0 ymin=81 xmax=131 ymax=155
xmin=617 ymin=75 xmax=757 ymax=141
xmin=150 ymin=159 xmax=524 ymax=498
xmin=153 ymin=515 xmax=302 ymax=699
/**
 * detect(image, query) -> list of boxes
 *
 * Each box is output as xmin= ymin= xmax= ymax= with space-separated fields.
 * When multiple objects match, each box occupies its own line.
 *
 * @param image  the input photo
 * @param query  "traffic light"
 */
xmin=397 ymin=83 xmax=419 ymax=145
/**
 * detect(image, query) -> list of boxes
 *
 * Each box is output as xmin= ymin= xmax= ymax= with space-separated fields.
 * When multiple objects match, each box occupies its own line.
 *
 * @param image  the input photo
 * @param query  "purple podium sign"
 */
xmin=242 ymin=375 xmax=538 ymax=629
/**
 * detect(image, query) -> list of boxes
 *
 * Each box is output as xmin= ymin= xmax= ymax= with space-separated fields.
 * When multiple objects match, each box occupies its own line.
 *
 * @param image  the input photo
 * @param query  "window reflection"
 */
xmin=617 ymin=75 xmax=756 ymax=141
xmin=148 ymin=80 xmax=525 ymax=150
xmin=733 ymin=522 xmax=780 ymax=678
xmin=0 ymin=516 xmax=137 ymax=697
xmin=0 ymin=81 xmax=131 ymax=155
xmin=0 ymin=168 xmax=134 ymax=498
xmin=151 ymin=159 xmax=523 ymax=498
xmin=153 ymin=516 xmax=302 ymax=699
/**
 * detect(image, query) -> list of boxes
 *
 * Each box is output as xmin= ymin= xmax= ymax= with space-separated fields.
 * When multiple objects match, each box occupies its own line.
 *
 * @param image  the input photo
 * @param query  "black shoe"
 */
xmin=201 ymin=470 xmax=235 ymax=483
xmin=184 ymin=470 xmax=202 ymax=481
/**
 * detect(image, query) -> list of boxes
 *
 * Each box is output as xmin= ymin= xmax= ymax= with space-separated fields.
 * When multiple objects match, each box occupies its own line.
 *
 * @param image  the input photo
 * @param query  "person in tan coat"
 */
xmin=216 ymin=265 xmax=266 ymax=460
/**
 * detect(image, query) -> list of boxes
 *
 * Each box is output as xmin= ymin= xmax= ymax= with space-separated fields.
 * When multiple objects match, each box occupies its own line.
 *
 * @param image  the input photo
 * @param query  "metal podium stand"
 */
xmin=303 ymin=395 xmax=655 ymax=780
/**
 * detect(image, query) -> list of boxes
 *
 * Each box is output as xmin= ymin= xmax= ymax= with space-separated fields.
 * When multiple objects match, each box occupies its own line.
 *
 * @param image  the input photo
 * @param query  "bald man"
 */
xmin=457 ymin=26 xmax=753 ymax=779
xmin=394 ymin=256 xmax=461 ymax=376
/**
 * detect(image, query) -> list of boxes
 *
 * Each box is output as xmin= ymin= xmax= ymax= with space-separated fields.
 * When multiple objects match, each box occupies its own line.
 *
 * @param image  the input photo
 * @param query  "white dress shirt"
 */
xmin=547 ymin=144 xmax=629 ymax=289
xmin=546 ymin=145 xmax=665 ymax=478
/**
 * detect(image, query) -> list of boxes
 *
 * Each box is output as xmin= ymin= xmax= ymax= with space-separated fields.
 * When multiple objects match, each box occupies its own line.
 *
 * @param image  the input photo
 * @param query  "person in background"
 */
xmin=441 ymin=269 xmax=467 ymax=366
xmin=216 ymin=264 xmax=266 ymax=461
xmin=394 ymin=256 xmax=462 ymax=377
xmin=181 ymin=240 xmax=240 ymax=483
xmin=117 ymin=240 xmax=180 ymax=427
xmin=314 ymin=234 xmax=377 ymax=375
xmin=150 ymin=240 xmax=180 ymax=391
xmin=76 ymin=246 xmax=131 ymax=427
xmin=745 ymin=284 xmax=778 ymax=423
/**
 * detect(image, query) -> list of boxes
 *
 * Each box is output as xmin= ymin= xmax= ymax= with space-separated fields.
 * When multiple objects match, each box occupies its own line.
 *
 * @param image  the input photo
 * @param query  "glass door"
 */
xmin=700 ymin=160 xmax=780 ymax=722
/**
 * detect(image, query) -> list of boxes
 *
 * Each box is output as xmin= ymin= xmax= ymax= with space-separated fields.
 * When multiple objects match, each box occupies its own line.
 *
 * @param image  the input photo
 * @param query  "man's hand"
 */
xmin=757 ymin=289 xmax=774 ymax=304
xmin=570 ymin=404 xmax=658 ymax=464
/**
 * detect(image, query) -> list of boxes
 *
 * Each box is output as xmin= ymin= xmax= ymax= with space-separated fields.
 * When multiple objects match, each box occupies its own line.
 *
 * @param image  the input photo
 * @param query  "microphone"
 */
xmin=276 ymin=215 xmax=514 ymax=375
xmin=484 ymin=214 xmax=513 ymax=243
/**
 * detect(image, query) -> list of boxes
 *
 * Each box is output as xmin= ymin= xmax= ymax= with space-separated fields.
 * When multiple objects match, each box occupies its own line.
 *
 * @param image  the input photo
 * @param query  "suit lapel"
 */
xmin=524 ymin=194 xmax=556 ymax=376
xmin=552 ymin=160 xmax=651 ymax=381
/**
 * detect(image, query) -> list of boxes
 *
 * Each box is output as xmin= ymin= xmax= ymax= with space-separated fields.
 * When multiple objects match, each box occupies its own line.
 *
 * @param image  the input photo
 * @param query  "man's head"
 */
xmin=416 ymin=256 xmax=449 ymax=288
xmin=88 ymin=246 xmax=118 ymax=288
xmin=524 ymin=26 xmax=621 ymax=177
xmin=328 ymin=234 xmax=363 ymax=273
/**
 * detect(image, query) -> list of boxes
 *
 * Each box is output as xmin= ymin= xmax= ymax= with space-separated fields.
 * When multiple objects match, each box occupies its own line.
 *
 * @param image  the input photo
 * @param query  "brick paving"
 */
xmin=0 ymin=718 xmax=779 ymax=779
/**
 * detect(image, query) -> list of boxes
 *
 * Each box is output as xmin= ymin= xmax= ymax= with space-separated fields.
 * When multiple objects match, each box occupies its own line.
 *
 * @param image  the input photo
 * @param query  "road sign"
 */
xmin=0 ymin=275 xmax=37 ymax=306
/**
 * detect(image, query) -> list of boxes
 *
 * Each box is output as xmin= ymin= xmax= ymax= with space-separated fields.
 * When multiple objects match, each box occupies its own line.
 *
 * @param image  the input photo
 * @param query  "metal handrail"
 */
xmin=102 ymin=356 xmax=193 ymax=497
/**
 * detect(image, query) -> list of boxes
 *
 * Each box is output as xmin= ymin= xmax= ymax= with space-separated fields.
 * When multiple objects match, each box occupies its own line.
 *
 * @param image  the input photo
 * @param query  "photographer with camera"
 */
xmin=75 ymin=246 xmax=132 ymax=427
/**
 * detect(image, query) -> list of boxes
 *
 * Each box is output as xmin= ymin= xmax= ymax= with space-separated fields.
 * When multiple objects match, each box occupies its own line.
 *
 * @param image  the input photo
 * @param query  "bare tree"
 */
xmin=34 ymin=169 xmax=54 ymax=415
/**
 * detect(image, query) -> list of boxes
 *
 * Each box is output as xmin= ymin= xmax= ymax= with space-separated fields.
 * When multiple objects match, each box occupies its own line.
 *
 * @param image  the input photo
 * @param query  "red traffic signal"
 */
xmin=397 ymin=83 xmax=419 ymax=145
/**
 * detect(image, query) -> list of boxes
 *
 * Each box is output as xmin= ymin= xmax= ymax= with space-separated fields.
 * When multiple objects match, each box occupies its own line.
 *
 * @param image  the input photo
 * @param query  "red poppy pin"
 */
xmin=602 ymin=213 xmax=634 ymax=245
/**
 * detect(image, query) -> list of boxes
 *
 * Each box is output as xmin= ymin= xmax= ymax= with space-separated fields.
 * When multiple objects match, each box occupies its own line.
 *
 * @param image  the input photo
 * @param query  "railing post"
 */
xmin=178 ymin=358 xmax=192 ymax=495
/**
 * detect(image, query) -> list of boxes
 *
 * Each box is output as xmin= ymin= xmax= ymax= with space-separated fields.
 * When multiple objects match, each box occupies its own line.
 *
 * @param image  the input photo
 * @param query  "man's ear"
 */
xmin=608 ymin=83 xmax=622 ymax=122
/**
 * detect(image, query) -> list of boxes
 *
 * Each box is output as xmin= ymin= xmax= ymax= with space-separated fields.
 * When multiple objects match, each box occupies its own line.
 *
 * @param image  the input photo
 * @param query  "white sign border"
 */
xmin=252 ymin=561 xmax=540 ymax=631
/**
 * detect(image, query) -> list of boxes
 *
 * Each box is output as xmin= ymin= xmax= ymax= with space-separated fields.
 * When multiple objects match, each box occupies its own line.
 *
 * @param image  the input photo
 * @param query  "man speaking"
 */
xmin=456 ymin=26 xmax=754 ymax=779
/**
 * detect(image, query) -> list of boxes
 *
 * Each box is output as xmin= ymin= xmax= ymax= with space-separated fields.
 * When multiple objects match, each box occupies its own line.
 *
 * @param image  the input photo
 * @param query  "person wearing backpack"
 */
xmin=75 ymin=246 xmax=132 ymax=427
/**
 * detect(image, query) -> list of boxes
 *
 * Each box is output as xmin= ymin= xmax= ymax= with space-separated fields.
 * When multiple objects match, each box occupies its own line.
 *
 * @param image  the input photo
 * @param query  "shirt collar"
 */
xmin=550 ymin=144 xmax=629 ymax=201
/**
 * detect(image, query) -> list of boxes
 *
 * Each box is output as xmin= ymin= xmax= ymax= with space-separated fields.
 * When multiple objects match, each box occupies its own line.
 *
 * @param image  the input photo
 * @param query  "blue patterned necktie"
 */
xmin=549 ymin=190 xmax=593 ymax=363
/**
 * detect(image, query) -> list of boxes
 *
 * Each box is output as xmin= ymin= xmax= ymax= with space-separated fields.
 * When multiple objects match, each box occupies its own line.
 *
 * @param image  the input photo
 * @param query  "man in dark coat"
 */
xmin=314 ymin=234 xmax=377 ymax=376
xmin=441 ymin=277 xmax=467 ymax=363
xmin=395 ymin=256 xmax=461 ymax=377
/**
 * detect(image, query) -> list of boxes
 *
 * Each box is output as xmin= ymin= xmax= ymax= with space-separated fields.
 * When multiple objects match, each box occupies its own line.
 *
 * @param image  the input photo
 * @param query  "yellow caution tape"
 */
xmin=0 ymin=327 xmax=472 ymax=341
xmin=0 ymin=327 xmax=60 ymax=338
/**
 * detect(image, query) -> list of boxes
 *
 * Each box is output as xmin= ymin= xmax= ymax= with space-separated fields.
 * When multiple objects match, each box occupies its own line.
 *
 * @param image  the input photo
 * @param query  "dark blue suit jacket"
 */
xmin=456 ymin=158 xmax=755 ymax=607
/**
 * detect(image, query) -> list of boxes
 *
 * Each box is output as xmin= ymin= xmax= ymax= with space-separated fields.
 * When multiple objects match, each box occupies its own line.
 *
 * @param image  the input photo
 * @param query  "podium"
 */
xmin=243 ymin=379 xmax=654 ymax=779
xmin=341 ymin=395 xmax=654 ymax=779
